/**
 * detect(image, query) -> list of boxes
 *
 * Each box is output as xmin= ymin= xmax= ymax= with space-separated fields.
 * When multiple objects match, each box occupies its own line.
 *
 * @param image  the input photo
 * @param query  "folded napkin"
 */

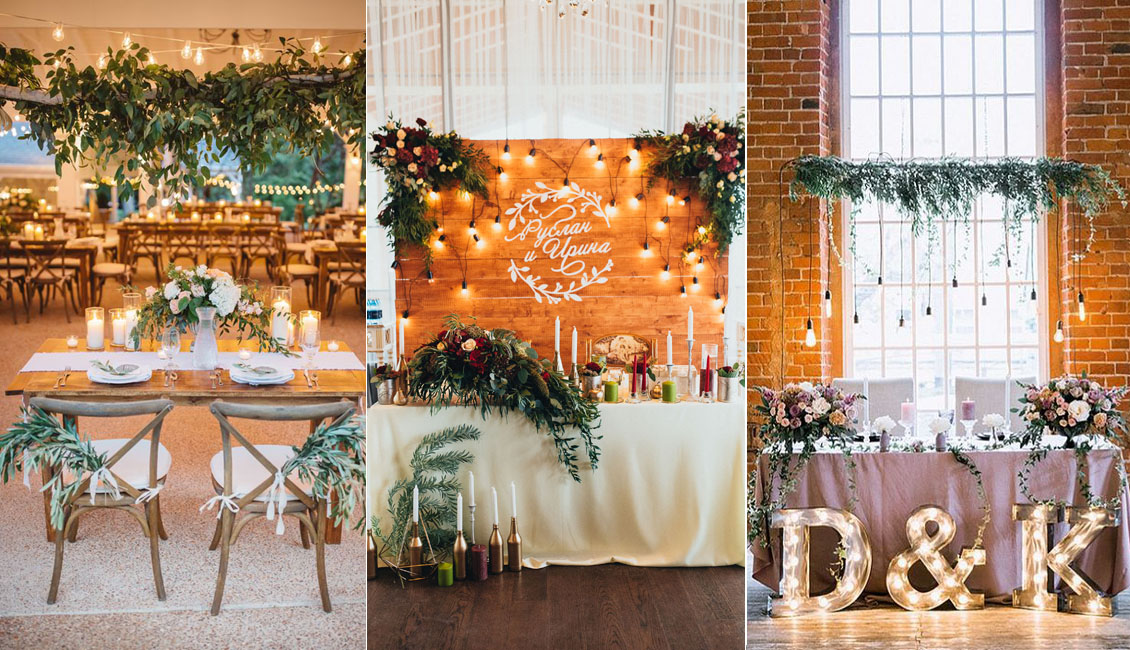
xmin=232 ymin=363 xmax=280 ymax=376
xmin=90 ymin=360 xmax=140 ymax=376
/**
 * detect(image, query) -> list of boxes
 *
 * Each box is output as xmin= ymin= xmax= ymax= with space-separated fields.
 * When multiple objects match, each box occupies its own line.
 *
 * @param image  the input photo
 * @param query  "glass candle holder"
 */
xmin=122 ymin=292 xmax=142 ymax=351
xmin=85 ymin=307 xmax=105 ymax=350
xmin=109 ymin=308 xmax=127 ymax=347
xmin=700 ymin=343 xmax=719 ymax=400
xmin=270 ymin=286 xmax=292 ymax=344
xmin=298 ymin=310 xmax=321 ymax=368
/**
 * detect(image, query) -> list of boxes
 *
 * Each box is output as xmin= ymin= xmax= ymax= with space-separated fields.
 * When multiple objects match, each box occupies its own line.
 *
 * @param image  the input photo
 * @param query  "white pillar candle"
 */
xmin=238 ymin=348 xmax=251 ymax=360
xmin=571 ymin=327 xmax=578 ymax=365
xmin=511 ymin=481 xmax=517 ymax=518
xmin=457 ymin=492 xmax=463 ymax=530
xmin=468 ymin=471 xmax=475 ymax=506
xmin=554 ymin=316 xmax=561 ymax=356
xmin=412 ymin=485 xmax=419 ymax=524
xmin=271 ymin=300 xmax=290 ymax=341
xmin=66 ymin=335 xmax=78 ymax=348
xmin=125 ymin=309 xmax=138 ymax=347
xmin=111 ymin=316 xmax=127 ymax=345
xmin=666 ymin=331 xmax=673 ymax=365
xmin=87 ymin=316 xmax=103 ymax=349
xmin=399 ymin=317 xmax=405 ymax=357
xmin=302 ymin=314 xmax=318 ymax=346
xmin=688 ymin=307 xmax=694 ymax=341
xmin=491 ymin=486 xmax=499 ymax=526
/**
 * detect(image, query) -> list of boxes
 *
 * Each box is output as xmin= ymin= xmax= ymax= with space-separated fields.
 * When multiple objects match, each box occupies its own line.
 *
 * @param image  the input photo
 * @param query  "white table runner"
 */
xmin=20 ymin=350 xmax=364 ymax=373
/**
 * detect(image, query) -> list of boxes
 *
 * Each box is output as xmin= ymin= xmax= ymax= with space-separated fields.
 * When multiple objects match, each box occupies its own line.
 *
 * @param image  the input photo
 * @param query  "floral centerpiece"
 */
xmin=578 ymin=360 xmax=604 ymax=377
xmin=407 ymin=315 xmax=600 ymax=481
xmin=1014 ymin=375 xmax=1128 ymax=507
xmin=129 ymin=264 xmax=291 ymax=355
xmin=749 ymin=382 xmax=861 ymax=546
xmin=370 ymin=117 xmax=491 ymax=260
xmin=637 ymin=112 xmax=746 ymax=251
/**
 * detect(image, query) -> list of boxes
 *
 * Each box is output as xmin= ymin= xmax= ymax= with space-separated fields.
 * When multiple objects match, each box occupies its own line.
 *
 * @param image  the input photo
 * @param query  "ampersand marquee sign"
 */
xmin=393 ymin=138 xmax=728 ymax=357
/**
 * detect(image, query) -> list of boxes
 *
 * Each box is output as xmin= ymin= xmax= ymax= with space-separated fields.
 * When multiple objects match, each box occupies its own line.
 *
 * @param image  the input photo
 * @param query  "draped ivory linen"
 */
xmin=751 ymin=448 xmax=1130 ymax=599
xmin=369 ymin=401 xmax=746 ymax=568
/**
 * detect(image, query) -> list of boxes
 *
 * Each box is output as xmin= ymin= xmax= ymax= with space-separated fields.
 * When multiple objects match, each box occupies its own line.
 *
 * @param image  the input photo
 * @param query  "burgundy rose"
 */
xmin=585 ymin=361 xmax=602 ymax=373
xmin=695 ymin=154 xmax=712 ymax=170
xmin=416 ymin=117 xmax=428 ymax=127
xmin=395 ymin=148 xmax=414 ymax=164
xmin=420 ymin=145 xmax=439 ymax=166
xmin=682 ymin=122 xmax=695 ymax=136
xmin=541 ymin=371 xmax=551 ymax=381
xmin=717 ymin=136 xmax=738 ymax=153
xmin=717 ymin=156 xmax=738 ymax=173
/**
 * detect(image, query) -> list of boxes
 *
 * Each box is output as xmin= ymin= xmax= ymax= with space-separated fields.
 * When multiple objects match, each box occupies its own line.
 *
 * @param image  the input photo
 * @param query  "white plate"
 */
xmin=229 ymin=368 xmax=296 ymax=386
xmin=87 ymin=366 xmax=153 ymax=385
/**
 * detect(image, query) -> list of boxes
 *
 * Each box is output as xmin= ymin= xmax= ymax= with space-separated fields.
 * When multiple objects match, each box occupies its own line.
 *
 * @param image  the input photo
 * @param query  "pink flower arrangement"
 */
xmin=1015 ymin=376 xmax=1126 ymax=445
xmin=755 ymin=382 xmax=860 ymax=448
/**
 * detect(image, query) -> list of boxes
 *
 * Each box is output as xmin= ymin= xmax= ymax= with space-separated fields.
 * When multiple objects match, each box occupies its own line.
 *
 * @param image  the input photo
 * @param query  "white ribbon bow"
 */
xmin=88 ymin=465 xmax=122 ymax=504
xmin=200 ymin=493 xmax=243 ymax=518
xmin=265 ymin=470 xmax=288 ymax=535
xmin=135 ymin=483 xmax=163 ymax=504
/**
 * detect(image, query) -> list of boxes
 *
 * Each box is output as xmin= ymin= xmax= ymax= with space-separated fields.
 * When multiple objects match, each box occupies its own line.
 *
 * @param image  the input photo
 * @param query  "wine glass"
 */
xmin=160 ymin=328 xmax=180 ymax=380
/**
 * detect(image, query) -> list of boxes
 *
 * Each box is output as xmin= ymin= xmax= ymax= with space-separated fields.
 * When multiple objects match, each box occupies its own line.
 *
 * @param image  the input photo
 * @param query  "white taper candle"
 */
xmin=457 ymin=492 xmax=463 ymax=530
xmin=491 ymin=486 xmax=499 ymax=526
xmin=510 ymin=481 xmax=517 ymax=517
xmin=412 ymin=485 xmax=419 ymax=523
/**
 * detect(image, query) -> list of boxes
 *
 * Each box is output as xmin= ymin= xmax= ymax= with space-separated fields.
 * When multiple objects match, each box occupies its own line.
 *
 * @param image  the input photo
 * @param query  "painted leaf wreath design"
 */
xmin=504 ymin=183 xmax=613 ymax=304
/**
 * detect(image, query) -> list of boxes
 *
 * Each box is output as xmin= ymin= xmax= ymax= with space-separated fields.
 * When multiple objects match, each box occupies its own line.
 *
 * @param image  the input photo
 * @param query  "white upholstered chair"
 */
xmin=832 ymin=377 xmax=915 ymax=428
xmin=953 ymin=376 xmax=1037 ymax=434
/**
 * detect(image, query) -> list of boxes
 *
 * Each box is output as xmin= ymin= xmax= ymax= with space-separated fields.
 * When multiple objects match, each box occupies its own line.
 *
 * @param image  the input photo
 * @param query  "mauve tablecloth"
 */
xmin=751 ymin=447 xmax=1130 ymax=599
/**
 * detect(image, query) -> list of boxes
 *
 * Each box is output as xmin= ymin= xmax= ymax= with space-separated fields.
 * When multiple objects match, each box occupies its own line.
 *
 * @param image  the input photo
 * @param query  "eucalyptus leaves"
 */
xmin=0 ymin=39 xmax=363 ymax=207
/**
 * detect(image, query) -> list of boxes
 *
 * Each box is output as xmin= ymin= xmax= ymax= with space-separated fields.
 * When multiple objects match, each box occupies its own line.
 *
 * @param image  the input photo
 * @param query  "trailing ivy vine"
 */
xmin=0 ymin=40 xmax=364 ymax=207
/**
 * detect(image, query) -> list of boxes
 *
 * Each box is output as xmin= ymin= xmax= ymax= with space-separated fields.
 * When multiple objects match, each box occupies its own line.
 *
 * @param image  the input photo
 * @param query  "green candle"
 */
xmin=438 ymin=562 xmax=453 ymax=587
xmin=661 ymin=380 xmax=677 ymax=403
xmin=603 ymin=381 xmax=619 ymax=403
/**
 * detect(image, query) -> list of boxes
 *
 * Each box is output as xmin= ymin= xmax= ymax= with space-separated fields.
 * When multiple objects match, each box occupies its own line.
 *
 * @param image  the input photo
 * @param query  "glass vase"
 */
xmin=192 ymin=307 xmax=219 ymax=370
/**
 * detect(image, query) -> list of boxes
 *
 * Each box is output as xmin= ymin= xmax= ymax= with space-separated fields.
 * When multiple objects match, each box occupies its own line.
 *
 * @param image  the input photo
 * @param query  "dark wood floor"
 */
xmin=369 ymin=564 xmax=745 ymax=649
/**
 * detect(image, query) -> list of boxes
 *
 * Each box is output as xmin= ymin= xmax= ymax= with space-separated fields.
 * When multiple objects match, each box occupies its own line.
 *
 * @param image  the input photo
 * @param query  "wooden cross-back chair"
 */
xmin=206 ymin=399 xmax=356 ymax=615
xmin=204 ymin=224 xmax=241 ymax=277
xmin=165 ymin=225 xmax=201 ymax=268
xmin=21 ymin=240 xmax=80 ymax=322
xmin=324 ymin=241 xmax=365 ymax=322
xmin=0 ymin=238 xmax=29 ymax=323
xmin=28 ymin=397 xmax=175 ymax=604
xmin=239 ymin=225 xmax=282 ymax=281
xmin=129 ymin=222 xmax=166 ymax=281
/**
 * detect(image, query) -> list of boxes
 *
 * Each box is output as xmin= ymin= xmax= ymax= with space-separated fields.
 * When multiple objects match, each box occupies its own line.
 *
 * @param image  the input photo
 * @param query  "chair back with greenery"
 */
xmin=2 ymin=397 xmax=175 ymax=603
xmin=206 ymin=399 xmax=363 ymax=614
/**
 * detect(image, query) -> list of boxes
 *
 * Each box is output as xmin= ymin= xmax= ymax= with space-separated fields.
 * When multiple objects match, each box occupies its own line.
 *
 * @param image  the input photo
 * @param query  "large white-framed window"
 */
xmin=841 ymin=0 xmax=1047 ymax=412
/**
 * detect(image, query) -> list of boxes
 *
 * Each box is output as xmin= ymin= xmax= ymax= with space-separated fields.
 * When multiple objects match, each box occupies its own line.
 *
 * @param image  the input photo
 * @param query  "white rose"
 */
xmin=873 ymin=415 xmax=896 ymax=433
xmin=163 ymin=281 xmax=180 ymax=301
xmin=191 ymin=283 xmax=205 ymax=297
xmin=928 ymin=416 xmax=950 ymax=435
xmin=461 ymin=339 xmax=477 ymax=352
xmin=811 ymin=397 xmax=831 ymax=415
xmin=144 ymin=286 xmax=157 ymax=298
xmin=982 ymin=413 xmax=1005 ymax=429
xmin=1067 ymin=400 xmax=1091 ymax=423
xmin=796 ymin=381 xmax=814 ymax=392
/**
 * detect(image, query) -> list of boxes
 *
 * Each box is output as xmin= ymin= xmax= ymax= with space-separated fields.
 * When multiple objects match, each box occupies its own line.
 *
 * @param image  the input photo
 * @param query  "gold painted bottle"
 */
xmin=507 ymin=517 xmax=523 ymax=572
xmin=407 ymin=521 xmax=423 ymax=578
xmin=488 ymin=523 xmax=504 ymax=574
xmin=452 ymin=529 xmax=468 ymax=580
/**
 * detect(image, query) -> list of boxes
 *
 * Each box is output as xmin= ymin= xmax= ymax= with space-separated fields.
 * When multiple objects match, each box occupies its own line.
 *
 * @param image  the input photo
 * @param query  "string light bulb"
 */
xmin=97 ymin=54 xmax=107 ymax=70
xmin=666 ymin=191 xmax=676 ymax=206
xmin=147 ymin=53 xmax=157 ymax=65
xmin=595 ymin=153 xmax=604 ymax=169
xmin=629 ymin=195 xmax=640 ymax=208
xmin=697 ymin=225 xmax=707 ymax=236
xmin=804 ymin=318 xmax=816 ymax=347
xmin=824 ymin=289 xmax=832 ymax=317
xmin=714 ymin=292 xmax=723 ymax=307
xmin=181 ymin=41 xmax=193 ymax=59
xmin=461 ymin=280 xmax=469 ymax=296
xmin=52 ymin=23 xmax=64 ymax=42
xmin=242 ymin=46 xmax=252 ymax=63
xmin=341 ymin=52 xmax=352 ymax=66
xmin=402 ymin=310 xmax=410 ymax=321
xmin=252 ymin=44 xmax=263 ymax=62
xmin=493 ymin=214 xmax=502 ymax=231
xmin=1054 ymin=320 xmax=1065 ymax=343
xmin=657 ymin=216 xmax=669 ymax=230
xmin=526 ymin=147 xmax=536 ymax=164
xmin=193 ymin=47 xmax=204 ymax=66
xmin=680 ymin=285 xmax=687 ymax=297
xmin=692 ymin=276 xmax=699 ymax=287
xmin=468 ymin=220 xmax=476 ymax=234
xmin=435 ymin=234 xmax=446 ymax=249
xmin=502 ymin=142 xmax=511 ymax=160
xmin=426 ymin=269 xmax=434 ymax=284
xmin=661 ymin=264 xmax=671 ymax=280
xmin=473 ymin=233 xmax=483 ymax=247
xmin=312 ymin=36 xmax=324 ymax=54
xmin=121 ymin=32 xmax=132 ymax=48
xmin=606 ymin=200 xmax=617 ymax=215
xmin=641 ymin=241 xmax=652 ymax=257
xmin=588 ymin=138 xmax=597 ymax=153
xmin=695 ymin=260 xmax=704 ymax=272
xmin=497 ymin=166 xmax=506 ymax=180
xmin=1078 ymin=291 xmax=1086 ymax=321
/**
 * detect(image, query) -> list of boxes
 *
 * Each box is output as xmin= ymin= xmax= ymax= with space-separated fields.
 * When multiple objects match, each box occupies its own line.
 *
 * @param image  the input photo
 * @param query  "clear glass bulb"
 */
xmin=1054 ymin=322 xmax=1065 ymax=343
xmin=52 ymin=23 xmax=64 ymax=42
xmin=824 ymin=296 xmax=832 ymax=317
xmin=1078 ymin=302 xmax=1086 ymax=321
xmin=804 ymin=326 xmax=817 ymax=348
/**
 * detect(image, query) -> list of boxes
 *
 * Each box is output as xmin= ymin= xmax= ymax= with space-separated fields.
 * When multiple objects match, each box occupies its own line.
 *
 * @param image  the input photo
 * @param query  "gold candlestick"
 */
xmin=407 ymin=521 xmax=424 ymax=578
xmin=453 ymin=529 xmax=468 ymax=580
xmin=488 ymin=524 xmax=504 ymax=574
xmin=507 ymin=517 xmax=523 ymax=572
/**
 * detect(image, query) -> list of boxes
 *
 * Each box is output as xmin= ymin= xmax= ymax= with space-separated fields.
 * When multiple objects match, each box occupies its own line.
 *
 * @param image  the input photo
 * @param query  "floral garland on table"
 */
xmin=636 ymin=112 xmax=746 ymax=252
xmin=0 ymin=407 xmax=110 ymax=530
xmin=371 ymin=424 xmax=481 ymax=562
xmin=406 ymin=315 xmax=601 ymax=482
xmin=787 ymin=155 xmax=1126 ymax=267
xmin=369 ymin=117 xmax=491 ymax=261
xmin=279 ymin=413 xmax=366 ymax=528
xmin=747 ymin=382 xmax=861 ymax=547
xmin=129 ymin=264 xmax=292 ymax=355
xmin=1013 ymin=375 xmax=1129 ymax=509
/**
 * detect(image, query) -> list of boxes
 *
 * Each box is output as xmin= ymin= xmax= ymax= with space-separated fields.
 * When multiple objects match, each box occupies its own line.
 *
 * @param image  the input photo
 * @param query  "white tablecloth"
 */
xmin=368 ymin=401 xmax=746 ymax=568
xmin=20 ymin=350 xmax=363 ymax=373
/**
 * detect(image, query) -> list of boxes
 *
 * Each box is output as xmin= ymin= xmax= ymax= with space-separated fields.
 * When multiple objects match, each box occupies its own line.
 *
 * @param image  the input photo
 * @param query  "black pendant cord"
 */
xmin=1003 ymin=200 xmax=1012 ymax=269
xmin=877 ymin=213 xmax=884 ymax=285
xmin=809 ymin=198 xmax=816 ymax=322
xmin=952 ymin=216 xmax=958 ymax=288
xmin=778 ymin=163 xmax=788 ymax=383
xmin=502 ymin=0 xmax=510 ymax=147
xmin=899 ymin=215 xmax=905 ymax=326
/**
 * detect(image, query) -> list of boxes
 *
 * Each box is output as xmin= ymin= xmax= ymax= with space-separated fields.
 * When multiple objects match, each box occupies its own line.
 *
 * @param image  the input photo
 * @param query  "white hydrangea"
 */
xmin=209 ymin=280 xmax=241 ymax=317
xmin=191 ymin=283 xmax=206 ymax=297
xmin=982 ymin=413 xmax=1006 ymax=429
xmin=163 ymin=281 xmax=180 ymax=301
xmin=928 ymin=417 xmax=951 ymax=435
xmin=872 ymin=415 xmax=896 ymax=433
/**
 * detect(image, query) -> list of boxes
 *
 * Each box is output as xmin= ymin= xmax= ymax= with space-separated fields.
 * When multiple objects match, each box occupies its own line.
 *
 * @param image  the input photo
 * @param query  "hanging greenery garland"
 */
xmin=636 ymin=112 xmax=746 ymax=252
xmin=0 ymin=40 xmax=364 ymax=207
xmin=369 ymin=117 xmax=491 ymax=264
xmin=787 ymin=155 xmax=1125 ymax=263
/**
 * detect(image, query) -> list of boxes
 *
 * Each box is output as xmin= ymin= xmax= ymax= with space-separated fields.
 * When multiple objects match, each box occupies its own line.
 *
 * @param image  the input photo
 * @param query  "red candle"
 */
xmin=630 ymin=354 xmax=637 ymax=394
xmin=469 ymin=544 xmax=488 ymax=581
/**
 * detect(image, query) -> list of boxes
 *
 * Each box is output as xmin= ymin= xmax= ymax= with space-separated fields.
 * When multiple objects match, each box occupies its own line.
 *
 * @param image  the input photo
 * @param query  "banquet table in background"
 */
xmin=370 ymin=401 xmax=746 ymax=568
xmin=751 ymin=447 xmax=1130 ymax=599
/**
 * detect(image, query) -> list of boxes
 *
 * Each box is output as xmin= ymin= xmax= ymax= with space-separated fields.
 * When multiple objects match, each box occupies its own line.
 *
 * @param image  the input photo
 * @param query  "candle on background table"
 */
xmin=271 ymin=299 xmax=290 ymax=341
xmin=491 ymin=487 xmax=499 ymax=526
xmin=662 ymin=380 xmax=677 ymax=403
xmin=66 ymin=335 xmax=78 ymax=349
xmin=457 ymin=492 xmax=463 ymax=530
xmin=687 ymin=307 xmax=694 ymax=341
xmin=468 ymin=471 xmax=475 ymax=507
xmin=470 ymin=545 xmax=488 ymax=581
xmin=111 ymin=312 xmax=127 ymax=346
xmin=125 ymin=309 xmax=138 ymax=346
xmin=571 ymin=327 xmax=578 ymax=366
xmin=327 ymin=340 xmax=339 ymax=352
xmin=961 ymin=398 xmax=976 ymax=421
xmin=901 ymin=400 xmax=916 ymax=423
xmin=510 ymin=481 xmax=517 ymax=518
xmin=554 ymin=317 xmax=561 ymax=357
xmin=412 ymin=485 xmax=419 ymax=523
xmin=666 ymin=331 xmax=673 ymax=365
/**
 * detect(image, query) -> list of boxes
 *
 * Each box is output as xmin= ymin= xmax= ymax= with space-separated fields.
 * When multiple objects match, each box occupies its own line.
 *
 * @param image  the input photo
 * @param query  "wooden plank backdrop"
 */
xmin=394 ymin=138 xmax=729 ymax=365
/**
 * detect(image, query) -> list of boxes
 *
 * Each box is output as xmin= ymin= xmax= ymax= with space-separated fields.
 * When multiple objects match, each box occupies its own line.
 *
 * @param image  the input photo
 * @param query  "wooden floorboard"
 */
xmin=747 ymin=572 xmax=1130 ymax=649
xmin=369 ymin=564 xmax=745 ymax=649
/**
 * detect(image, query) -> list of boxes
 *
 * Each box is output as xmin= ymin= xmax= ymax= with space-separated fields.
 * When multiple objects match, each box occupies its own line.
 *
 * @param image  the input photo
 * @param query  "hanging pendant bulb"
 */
xmin=877 ymin=275 xmax=883 ymax=286
xmin=981 ymin=293 xmax=987 ymax=307
xmin=461 ymin=280 xmax=469 ymax=296
xmin=952 ymin=276 xmax=958 ymax=288
xmin=52 ymin=23 xmax=65 ymax=42
xmin=804 ymin=318 xmax=817 ymax=348
xmin=193 ymin=47 xmax=204 ymax=66
xmin=714 ymin=292 xmax=723 ymax=307
xmin=1030 ymin=287 xmax=1037 ymax=301
xmin=823 ymin=289 xmax=832 ymax=317
xmin=853 ymin=312 xmax=860 ymax=325
xmin=660 ymin=264 xmax=670 ymax=281
xmin=493 ymin=214 xmax=502 ymax=231
xmin=680 ymin=285 xmax=687 ymax=297
xmin=426 ymin=269 xmax=434 ymax=284
xmin=181 ymin=40 xmax=193 ymax=59
xmin=595 ymin=153 xmax=604 ymax=169
xmin=925 ymin=304 xmax=933 ymax=317
xmin=502 ymin=142 xmax=511 ymax=160
xmin=641 ymin=241 xmax=651 ymax=257
xmin=588 ymin=138 xmax=597 ymax=154
xmin=898 ymin=314 xmax=906 ymax=329
xmin=1077 ymin=291 xmax=1086 ymax=321
xmin=1054 ymin=320 xmax=1065 ymax=343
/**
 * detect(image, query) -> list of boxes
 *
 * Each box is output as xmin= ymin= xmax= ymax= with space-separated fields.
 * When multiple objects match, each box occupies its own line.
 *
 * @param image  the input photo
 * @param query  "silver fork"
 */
xmin=60 ymin=366 xmax=72 ymax=388
xmin=310 ymin=370 xmax=319 ymax=388
xmin=302 ymin=369 xmax=313 ymax=388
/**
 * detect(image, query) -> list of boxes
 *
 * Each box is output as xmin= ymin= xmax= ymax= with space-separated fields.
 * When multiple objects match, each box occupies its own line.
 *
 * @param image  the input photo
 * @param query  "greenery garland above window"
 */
xmin=636 ymin=112 xmax=746 ymax=252
xmin=0 ymin=40 xmax=363 ymax=207
xmin=369 ymin=117 xmax=491 ymax=263
xmin=787 ymin=155 xmax=1125 ymax=259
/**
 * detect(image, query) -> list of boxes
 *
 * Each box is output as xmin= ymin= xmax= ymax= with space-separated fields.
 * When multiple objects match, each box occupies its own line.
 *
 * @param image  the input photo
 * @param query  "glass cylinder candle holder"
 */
xmin=270 ymin=286 xmax=292 ymax=345
xmin=298 ymin=310 xmax=321 ymax=369
xmin=700 ymin=343 xmax=719 ymax=400
xmin=85 ymin=307 xmax=105 ymax=350
xmin=122 ymin=292 xmax=142 ymax=351
xmin=109 ymin=308 xmax=128 ymax=347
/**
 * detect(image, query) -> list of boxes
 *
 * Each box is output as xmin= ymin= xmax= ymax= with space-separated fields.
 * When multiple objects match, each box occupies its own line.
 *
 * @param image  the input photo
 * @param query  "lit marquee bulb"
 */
xmin=804 ymin=318 xmax=816 ymax=347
